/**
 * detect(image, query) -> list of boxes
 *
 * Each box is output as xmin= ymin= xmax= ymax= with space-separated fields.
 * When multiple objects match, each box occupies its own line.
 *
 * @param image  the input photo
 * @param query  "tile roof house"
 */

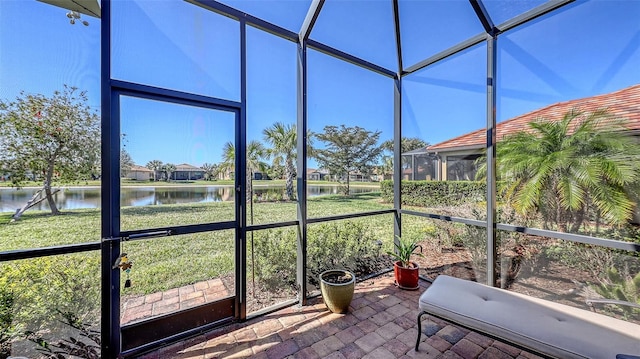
xmin=307 ymin=168 xmax=329 ymax=181
xmin=126 ymin=165 xmax=154 ymax=181
xmin=173 ymin=163 xmax=205 ymax=181
xmin=404 ymin=84 xmax=640 ymax=181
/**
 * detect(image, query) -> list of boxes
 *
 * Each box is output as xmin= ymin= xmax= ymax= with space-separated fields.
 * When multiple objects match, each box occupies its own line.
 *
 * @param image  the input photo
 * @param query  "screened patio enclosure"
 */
xmin=1 ymin=0 xmax=639 ymax=358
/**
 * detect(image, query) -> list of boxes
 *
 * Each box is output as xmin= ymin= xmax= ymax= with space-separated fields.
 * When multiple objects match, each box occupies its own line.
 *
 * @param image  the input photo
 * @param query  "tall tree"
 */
xmin=263 ymin=122 xmax=297 ymax=201
xmin=0 ymin=85 xmax=100 ymax=215
xmin=381 ymin=137 xmax=430 ymax=173
xmin=313 ymin=125 xmax=383 ymax=195
xmin=380 ymin=137 xmax=428 ymax=154
xmin=220 ymin=141 xmax=266 ymax=201
xmin=146 ymin=160 xmax=163 ymax=181
xmin=219 ymin=142 xmax=236 ymax=181
xmin=493 ymin=109 xmax=640 ymax=232
xmin=378 ymin=155 xmax=394 ymax=180
xmin=120 ymin=149 xmax=134 ymax=178
xmin=163 ymin=163 xmax=176 ymax=182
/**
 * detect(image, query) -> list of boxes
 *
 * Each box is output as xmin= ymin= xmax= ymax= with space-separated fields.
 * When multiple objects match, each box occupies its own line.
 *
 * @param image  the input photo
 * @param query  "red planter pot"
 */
xmin=393 ymin=261 xmax=420 ymax=290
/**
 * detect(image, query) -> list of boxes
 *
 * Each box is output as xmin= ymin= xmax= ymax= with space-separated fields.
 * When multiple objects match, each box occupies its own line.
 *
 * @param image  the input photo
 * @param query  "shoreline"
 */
xmin=0 ymin=182 xmax=381 ymax=190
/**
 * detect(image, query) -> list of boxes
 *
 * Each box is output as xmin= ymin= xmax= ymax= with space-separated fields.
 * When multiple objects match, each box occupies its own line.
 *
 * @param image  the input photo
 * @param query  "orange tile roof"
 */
xmin=426 ymin=84 xmax=640 ymax=153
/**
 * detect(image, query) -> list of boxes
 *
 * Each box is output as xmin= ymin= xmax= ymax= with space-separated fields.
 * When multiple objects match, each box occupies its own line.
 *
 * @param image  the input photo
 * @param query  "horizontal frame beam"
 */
xmin=0 ymin=242 xmax=101 ymax=262
xmin=307 ymin=209 xmax=396 ymax=224
xmin=401 ymin=209 xmax=486 ymax=227
xmin=120 ymin=221 xmax=236 ymax=239
xmin=401 ymin=210 xmax=640 ymax=253
xmin=111 ymin=80 xmax=241 ymax=111
xmin=496 ymin=223 xmax=640 ymax=252
xmin=247 ymin=220 xmax=299 ymax=232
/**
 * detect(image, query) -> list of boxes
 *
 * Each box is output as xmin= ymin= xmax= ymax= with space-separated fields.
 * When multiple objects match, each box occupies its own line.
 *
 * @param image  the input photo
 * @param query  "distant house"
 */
xmin=403 ymin=84 xmax=640 ymax=181
xmin=347 ymin=171 xmax=368 ymax=182
xmin=307 ymin=168 xmax=329 ymax=181
xmin=127 ymin=165 xmax=154 ymax=181
xmin=173 ymin=163 xmax=205 ymax=181
xmin=370 ymin=170 xmax=392 ymax=182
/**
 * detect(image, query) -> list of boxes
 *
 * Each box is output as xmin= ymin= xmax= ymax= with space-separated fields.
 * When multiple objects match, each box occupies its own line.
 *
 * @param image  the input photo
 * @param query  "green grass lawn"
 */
xmin=1 ymin=191 xmax=403 ymax=296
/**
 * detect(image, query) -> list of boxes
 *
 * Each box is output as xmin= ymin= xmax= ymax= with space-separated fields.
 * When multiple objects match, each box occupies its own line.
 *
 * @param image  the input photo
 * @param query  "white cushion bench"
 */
xmin=416 ymin=275 xmax=640 ymax=358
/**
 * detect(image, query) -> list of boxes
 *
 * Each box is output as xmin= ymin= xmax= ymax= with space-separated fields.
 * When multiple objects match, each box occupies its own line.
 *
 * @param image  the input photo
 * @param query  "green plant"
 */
xmin=486 ymin=109 xmax=640 ymax=232
xmin=0 ymin=254 xmax=100 ymax=359
xmin=387 ymin=235 xmax=424 ymax=268
xmin=593 ymin=267 xmax=640 ymax=319
xmin=252 ymin=221 xmax=389 ymax=291
xmin=26 ymin=310 xmax=100 ymax=359
xmin=0 ymin=288 xmax=16 ymax=359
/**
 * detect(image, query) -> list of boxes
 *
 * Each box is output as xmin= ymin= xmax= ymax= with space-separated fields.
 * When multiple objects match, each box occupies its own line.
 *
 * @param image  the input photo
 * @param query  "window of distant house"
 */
xmin=414 ymin=154 xmax=438 ymax=181
xmin=447 ymin=154 xmax=480 ymax=181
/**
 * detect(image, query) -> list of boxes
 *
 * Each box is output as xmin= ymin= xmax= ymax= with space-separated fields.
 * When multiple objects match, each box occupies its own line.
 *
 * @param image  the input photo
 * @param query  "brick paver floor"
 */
xmin=138 ymin=273 xmax=543 ymax=359
xmin=122 ymin=278 xmax=230 ymax=324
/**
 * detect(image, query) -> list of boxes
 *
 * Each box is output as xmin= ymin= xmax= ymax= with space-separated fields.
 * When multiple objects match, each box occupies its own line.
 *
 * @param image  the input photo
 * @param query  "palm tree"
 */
xmin=263 ymin=122 xmax=297 ymax=201
xmin=494 ymin=109 xmax=640 ymax=232
xmin=219 ymin=142 xmax=235 ymax=181
xmin=220 ymin=141 xmax=266 ymax=201
xmin=378 ymin=155 xmax=393 ymax=181
xmin=201 ymin=162 xmax=219 ymax=181
xmin=146 ymin=160 xmax=163 ymax=181
xmin=163 ymin=163 xmax=176 ymax=182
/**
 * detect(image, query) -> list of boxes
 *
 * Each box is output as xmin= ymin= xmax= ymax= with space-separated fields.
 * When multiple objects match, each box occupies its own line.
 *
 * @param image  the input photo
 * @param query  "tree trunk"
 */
xmin=570 ymin=206 xmax=585 ymax=233
xmin=247 ymin=171 xmax=253 ymax=203
xmin=345 ymin=173 xmax=350 ymax=195
xmin=12 ymin=187 xmax=45 ymax=221
xmin=554 ymin=190 xmax=566 ymax=232
xmin=285 ymin=158 xmax=295 ymax=201
xmin=45 ymin=158 xmax=61 ymax=215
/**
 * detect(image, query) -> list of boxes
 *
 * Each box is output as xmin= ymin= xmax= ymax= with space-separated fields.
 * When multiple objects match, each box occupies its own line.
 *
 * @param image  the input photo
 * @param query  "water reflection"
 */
xmin=0 ymin=185 xmax=376 ymax=213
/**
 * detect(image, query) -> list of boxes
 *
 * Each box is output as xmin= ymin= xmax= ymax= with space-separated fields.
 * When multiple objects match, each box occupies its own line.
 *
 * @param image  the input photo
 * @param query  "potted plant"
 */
xmin=319 ymin=269 xmax=355 ymax=314
xmin=387 ymin=236 xmax=424 ymax=290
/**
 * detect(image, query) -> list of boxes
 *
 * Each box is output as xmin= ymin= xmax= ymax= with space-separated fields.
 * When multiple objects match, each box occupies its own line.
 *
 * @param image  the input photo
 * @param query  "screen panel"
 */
xmin=119 ymin=96 xmax=236 ymax=231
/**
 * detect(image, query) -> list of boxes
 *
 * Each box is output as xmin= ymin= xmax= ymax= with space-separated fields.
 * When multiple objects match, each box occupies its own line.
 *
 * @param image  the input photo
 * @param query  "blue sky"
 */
xmin=1 ymin=0 xmax=639 ymax=168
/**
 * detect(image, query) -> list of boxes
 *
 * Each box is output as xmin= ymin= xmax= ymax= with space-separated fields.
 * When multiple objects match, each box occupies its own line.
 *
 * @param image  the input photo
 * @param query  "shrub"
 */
xmin=381 ymin=180 xmax=508 ymax=208
xmin=251 ymin=222 xmax=389 ymax=292
xmin=591 ymin=267 xmax=640 ymax=319
xmin=0 ymin=254 xmax=100 ymax=356
xmin=0 ymin=288 xmax=15 ymax=359
xmin=251 ymin=229 xmax=297 ymax=291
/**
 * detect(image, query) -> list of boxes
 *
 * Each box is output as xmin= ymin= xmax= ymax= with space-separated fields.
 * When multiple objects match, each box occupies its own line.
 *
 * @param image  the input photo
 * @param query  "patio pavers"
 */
xmin=137 ymin=273 xmax=543 ymax=359
xmin=121 ymin=278 xmax=230 ymax=324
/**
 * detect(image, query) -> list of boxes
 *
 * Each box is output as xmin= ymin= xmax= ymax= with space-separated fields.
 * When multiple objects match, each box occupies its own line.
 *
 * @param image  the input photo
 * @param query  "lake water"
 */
xmin=0 ymin=185 xmax=378 ymax=213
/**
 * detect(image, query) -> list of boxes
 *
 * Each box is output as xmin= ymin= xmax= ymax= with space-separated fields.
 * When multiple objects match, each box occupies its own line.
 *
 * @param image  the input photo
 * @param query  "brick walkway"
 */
xmin=122 ymin=278 xmax=230 ymax=324
xmin=138 ymin=273 xmax=543 ymax=359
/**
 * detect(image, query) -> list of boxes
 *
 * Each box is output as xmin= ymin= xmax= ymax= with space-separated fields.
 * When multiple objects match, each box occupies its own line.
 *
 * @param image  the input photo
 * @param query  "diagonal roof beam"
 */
xmin=189 ymin=0 xmax=298 ymax=42
xmin=404 ymin=33 xmax=486 ymax=75
xmin=392 ymin=0 xmax=403 ymax=75
xmin=307 ymin=39 xmax=396 ymax=78
xmin=469 ymin=0 xmax=496 ymax=36
xmin=497 ymin=0 xmax=574 ymax=33
xmin=299 ymin=0 xmax=325 ymax=43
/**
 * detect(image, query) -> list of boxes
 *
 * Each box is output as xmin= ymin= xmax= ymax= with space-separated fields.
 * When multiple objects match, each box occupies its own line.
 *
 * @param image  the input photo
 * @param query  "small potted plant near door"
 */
xmin=319 ymin=269 xmax=355 ymax=314
xmin=388 ymin=236 xmax=424 ymax=290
